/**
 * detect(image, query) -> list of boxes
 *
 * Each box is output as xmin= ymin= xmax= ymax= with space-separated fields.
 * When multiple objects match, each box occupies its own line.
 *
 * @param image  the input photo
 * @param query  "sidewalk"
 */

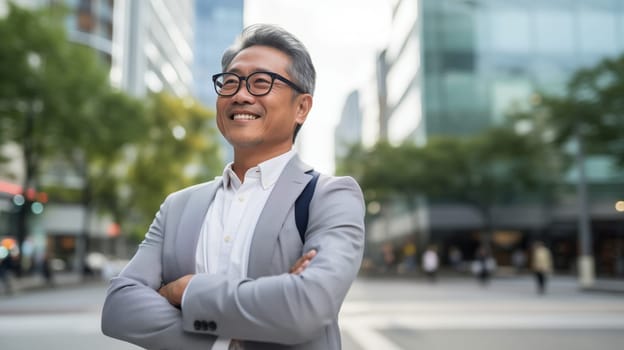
xmin=1 ymin=271 xmax=103 ymax=296
xmin=359 ymin=268 xmax=624 ymax=295
xmin=586 ymin=278 xmax=624 ymax=294
xmin=3 ymin=269 xmax=624 ymax=296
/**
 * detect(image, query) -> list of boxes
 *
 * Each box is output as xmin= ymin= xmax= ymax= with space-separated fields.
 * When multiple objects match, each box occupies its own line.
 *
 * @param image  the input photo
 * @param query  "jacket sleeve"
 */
xmin=101 ymin=196 xmax=216 ymax=350
xmin=180 ymin=176 xmax=365 ymax=345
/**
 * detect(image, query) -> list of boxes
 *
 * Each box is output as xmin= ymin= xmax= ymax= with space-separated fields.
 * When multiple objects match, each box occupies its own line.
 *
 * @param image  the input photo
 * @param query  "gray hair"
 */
xmin=221 ymin=24 xmax=316 ymax=96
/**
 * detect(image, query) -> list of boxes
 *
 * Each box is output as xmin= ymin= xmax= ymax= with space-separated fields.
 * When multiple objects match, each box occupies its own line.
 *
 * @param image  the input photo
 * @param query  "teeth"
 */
xmin=232 ymin=114 xmax=259 ymax=120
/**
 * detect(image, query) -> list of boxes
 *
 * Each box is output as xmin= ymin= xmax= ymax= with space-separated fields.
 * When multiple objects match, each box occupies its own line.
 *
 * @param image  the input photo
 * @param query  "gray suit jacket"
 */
xmin=101 ymin=156 xmax=365 ymax=349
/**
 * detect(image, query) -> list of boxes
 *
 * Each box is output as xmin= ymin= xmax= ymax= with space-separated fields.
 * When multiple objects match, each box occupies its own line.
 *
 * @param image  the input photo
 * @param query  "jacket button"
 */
xmin=201 ymin=320 xmax=208 ymax=330
xmin=207 ymin=321 xmax=217 ymax=331
xmin=194 ymin=320 xmax=202 ymax=331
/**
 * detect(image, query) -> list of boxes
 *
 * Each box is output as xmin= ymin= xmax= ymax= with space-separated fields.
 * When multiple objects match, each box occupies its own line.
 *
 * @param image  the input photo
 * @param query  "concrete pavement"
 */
xmin=340 ymin=276 xmax=624 ymax=350
xmin=0 ymin=271 xmax=99 ymax=296
xmin=1 ymin=274 xmax=623 ymax=350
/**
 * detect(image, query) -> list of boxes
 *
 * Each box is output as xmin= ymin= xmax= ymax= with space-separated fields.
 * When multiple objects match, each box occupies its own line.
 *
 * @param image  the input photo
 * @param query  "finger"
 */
xmin=292 ymin=259 xmax=311 ymax=275
xmin=290 ymin=257 xmax=308 ymax=273
xmin=158 ymin=285 xmax=167 ymax=298
xmin=290 ymin=259 xmax=304 ymax=273
xmin=289 ymin=249 xmax=318 ymax=273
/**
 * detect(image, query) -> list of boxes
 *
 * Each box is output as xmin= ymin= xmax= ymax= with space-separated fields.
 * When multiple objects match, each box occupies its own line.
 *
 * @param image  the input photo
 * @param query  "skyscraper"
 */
xmin=193 ymin=0 xmax=243 ymax=108
xmin=354 ymin=0 xmax=624 ymax=277
xmin=111 ymin=0 xmax=195 ymax=97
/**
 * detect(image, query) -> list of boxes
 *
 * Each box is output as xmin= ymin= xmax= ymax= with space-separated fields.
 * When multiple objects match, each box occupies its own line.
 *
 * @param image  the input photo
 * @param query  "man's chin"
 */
xmin=227 ymin=137 xmax=263 ymax=149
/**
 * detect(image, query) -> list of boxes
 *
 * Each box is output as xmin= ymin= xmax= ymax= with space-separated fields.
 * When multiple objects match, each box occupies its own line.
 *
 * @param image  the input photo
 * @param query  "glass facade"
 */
xmin=193 ymin=0 xmax=243 ymax=108
xmin=64 ymin=0 xmax=115 ymax=65
xmin=422 ymin=0 xmax=624 ymax=137
xmin=111 ymin=0 xmax=195 ymax=97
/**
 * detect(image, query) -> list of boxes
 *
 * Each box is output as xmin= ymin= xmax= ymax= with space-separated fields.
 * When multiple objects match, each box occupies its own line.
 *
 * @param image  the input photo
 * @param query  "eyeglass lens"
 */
xmin=215 ymin=72 xmax=274 ymax=96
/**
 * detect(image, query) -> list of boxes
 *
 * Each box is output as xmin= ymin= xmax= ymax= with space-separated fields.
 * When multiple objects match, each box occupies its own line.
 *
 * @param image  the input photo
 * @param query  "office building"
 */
xmin=355 ymin=0 xmax=624 ymax=277
xmin=111 ymin=0 xmax=195 ymax=97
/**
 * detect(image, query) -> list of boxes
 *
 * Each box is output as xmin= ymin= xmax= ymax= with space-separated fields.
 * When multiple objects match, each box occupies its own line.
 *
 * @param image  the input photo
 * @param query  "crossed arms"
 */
xmin=101 ymin=176 xmax=364 ymax=349
xmin=158 ymin=249 xmax=317 ymax=306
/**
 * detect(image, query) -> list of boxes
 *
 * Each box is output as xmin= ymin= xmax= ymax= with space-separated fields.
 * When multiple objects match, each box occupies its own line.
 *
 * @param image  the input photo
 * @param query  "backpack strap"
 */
xmin=295 ymin=170 xmax=320 ymax=243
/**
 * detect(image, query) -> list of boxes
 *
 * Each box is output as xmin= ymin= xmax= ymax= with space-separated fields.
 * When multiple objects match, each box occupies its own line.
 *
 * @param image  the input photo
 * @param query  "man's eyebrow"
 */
xmin=226 ymin=67 xmax=272 ymax=74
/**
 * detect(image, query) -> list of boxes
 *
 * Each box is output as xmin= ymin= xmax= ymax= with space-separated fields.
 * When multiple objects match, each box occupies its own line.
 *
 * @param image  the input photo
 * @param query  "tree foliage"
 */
xmin=338 ymin=126 xmax=561 ymax=238
xmin=514 ymin=54 xmax=624 ymax=165
xmin=0 ymin=3 xmax=113 ymax=155
xmin=341 ymin=128 xmax=558 ymax=203
xmin=0 ymin=4 xmax=224 ymax=247
xmin=124 ymin=93 xmax=222 ymax=242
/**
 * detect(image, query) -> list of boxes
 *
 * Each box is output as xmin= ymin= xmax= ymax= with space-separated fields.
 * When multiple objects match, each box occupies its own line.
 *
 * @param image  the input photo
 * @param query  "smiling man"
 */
xmin=101 ymin=24 xmax=365 ymax=350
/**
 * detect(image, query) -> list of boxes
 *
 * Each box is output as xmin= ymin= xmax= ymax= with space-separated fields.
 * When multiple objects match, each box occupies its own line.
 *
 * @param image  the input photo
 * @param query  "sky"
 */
xmin=244 ymin=0 xmax=392 ymax=174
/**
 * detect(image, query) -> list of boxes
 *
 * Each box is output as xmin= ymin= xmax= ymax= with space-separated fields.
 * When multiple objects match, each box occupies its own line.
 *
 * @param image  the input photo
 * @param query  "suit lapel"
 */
xmin=248 ymin=156 xmax=313 ymax=278
xmin=174 ymin=180 xmax=221 ymax=276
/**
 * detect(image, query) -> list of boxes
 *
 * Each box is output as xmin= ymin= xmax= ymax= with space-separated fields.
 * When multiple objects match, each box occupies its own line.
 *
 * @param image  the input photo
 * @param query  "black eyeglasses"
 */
xmin=212 ymin=71 xmax=305 ymax=97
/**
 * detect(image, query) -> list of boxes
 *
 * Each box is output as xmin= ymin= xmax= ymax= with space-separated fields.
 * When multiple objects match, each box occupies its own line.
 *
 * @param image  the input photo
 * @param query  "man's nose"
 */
xmin=230 ymin=82 xmax=255 ymax=103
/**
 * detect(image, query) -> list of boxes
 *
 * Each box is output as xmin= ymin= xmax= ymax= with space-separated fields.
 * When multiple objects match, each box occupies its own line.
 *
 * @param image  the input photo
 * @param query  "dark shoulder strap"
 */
xmin=295 ymin=170 xmax=320 ymax=243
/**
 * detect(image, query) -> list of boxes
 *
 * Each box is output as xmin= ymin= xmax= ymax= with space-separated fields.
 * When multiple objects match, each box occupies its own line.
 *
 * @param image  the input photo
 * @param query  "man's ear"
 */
xmin=295 ymin=94 xmax=313 ymax=125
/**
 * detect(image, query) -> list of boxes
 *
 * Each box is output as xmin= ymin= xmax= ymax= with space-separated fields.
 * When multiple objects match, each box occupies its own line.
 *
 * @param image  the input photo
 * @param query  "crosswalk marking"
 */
xmin=342 ymin=313 xmax=624 ymax=329
xmin=0 ymin=313 xmax=101 ymax=334
xmin=341 ymin=321 xmax=403 ymax=350
xmin=339 ymin=300 xmax=624 ymax=350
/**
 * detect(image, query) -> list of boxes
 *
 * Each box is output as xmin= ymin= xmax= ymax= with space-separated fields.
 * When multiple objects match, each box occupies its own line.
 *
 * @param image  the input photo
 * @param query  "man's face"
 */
xmin=216 ymin=45 xmax=311 ymax=156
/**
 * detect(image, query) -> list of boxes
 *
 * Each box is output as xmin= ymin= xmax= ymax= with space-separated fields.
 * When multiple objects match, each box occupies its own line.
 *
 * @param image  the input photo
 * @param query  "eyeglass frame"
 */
xmin=211 ymin=71 xmax=306 ymax=97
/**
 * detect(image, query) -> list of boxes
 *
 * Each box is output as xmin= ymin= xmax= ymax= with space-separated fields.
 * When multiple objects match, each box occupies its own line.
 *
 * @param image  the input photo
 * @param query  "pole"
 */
xmin=16 ymin=103 xmax=37 ymax=276
xmin=576 ymin=133 xmax=594 ymax=287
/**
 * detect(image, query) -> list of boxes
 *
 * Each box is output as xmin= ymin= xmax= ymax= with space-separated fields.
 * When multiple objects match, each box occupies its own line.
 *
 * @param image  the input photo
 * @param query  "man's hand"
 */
xmin=158 ymin=274 xmax=194 ymax=306
xmin=158 ymin=250 xmax=316 ymax=305
xmin=289 ymin=249 xmax=317 ymax=275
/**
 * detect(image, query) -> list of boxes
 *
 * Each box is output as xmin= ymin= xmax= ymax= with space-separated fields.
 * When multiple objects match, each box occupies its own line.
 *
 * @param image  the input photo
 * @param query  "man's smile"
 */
xmin=231 ymin=113 xmax=260 ymax=120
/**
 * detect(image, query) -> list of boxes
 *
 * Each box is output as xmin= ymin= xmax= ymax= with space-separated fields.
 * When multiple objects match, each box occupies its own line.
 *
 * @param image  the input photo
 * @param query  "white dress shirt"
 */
xmin=194 ymin=150 xmax=295 ymax=349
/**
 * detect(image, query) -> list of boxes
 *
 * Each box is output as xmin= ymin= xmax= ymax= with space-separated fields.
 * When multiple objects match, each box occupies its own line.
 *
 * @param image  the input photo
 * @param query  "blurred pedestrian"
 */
xmin=0 ymin=252 xmax=13 ymax=295
xmin=101 ymin=24 xmax=365 ymax=350
xmin=512 ymin=248 xmax=527 ymax=274
xmin=41 ymin=251 xmax=54 ymax=287
xmin=381 ymin=242 xmax=397 ymax=273
xmin=531 ymin=241 xmax=553 ymax=294
xmin=448 ymin=246 xmax=463 ymax=272
xmin=399 ymin=238 xmax=417 ymax=274
xmin=472 ymin=245 xmax=495 ymax=286
xmin=422 ymin=245 xmax=439 ymax=282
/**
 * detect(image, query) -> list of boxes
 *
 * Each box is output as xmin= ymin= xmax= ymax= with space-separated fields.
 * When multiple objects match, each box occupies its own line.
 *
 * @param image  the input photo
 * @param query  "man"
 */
xmin=531 ymin=241 xmax=553 ymax=294
xmin=421 ymin=245 xmax=438 ymax=282
xmin=101 ymin=24 xmax=365 ymax=350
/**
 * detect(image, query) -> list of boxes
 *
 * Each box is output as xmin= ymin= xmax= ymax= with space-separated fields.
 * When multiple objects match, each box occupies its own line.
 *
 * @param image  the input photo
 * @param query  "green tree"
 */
xmin=0 ymin=4 xmax=149 ymax=271
xmin=124 ymin=93 xmax=222 ymax=242
xmin=0 ymin=3 xmax=113 ymax=260
xmin=530 ymin=54 xmax=624 ymax=162
xmin=338 ymin=127 xmax=560 ymax=248
xmin=67 ymin=90 xmax=147 ymax=273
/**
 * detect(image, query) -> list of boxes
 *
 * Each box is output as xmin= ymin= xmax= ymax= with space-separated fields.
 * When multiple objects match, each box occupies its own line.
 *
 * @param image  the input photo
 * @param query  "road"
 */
xmin=0 ymin=275 xmax=623 ymax=349
xmin=340 ymin=276 xmax=624 ymax=350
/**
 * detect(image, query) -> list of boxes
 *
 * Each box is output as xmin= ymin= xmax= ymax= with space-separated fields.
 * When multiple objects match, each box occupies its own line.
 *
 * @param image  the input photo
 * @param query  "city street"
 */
xmin=0 ymin=275 xmax=623 ymax=349
xmin=340 ymin=276 xmax=624 ymax=350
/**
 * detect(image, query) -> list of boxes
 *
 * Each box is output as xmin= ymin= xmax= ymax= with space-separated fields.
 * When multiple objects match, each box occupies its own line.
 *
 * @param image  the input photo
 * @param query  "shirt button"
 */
xmin=238 ymin=196 xmax=245 ymax=202
xmin=224 ymin=235 xmax=231 ymax=243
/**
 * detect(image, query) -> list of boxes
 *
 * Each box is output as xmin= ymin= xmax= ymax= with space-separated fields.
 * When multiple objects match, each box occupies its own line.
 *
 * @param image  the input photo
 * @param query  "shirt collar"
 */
xmin=222 ymin=149 xmax=296 ymax=190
